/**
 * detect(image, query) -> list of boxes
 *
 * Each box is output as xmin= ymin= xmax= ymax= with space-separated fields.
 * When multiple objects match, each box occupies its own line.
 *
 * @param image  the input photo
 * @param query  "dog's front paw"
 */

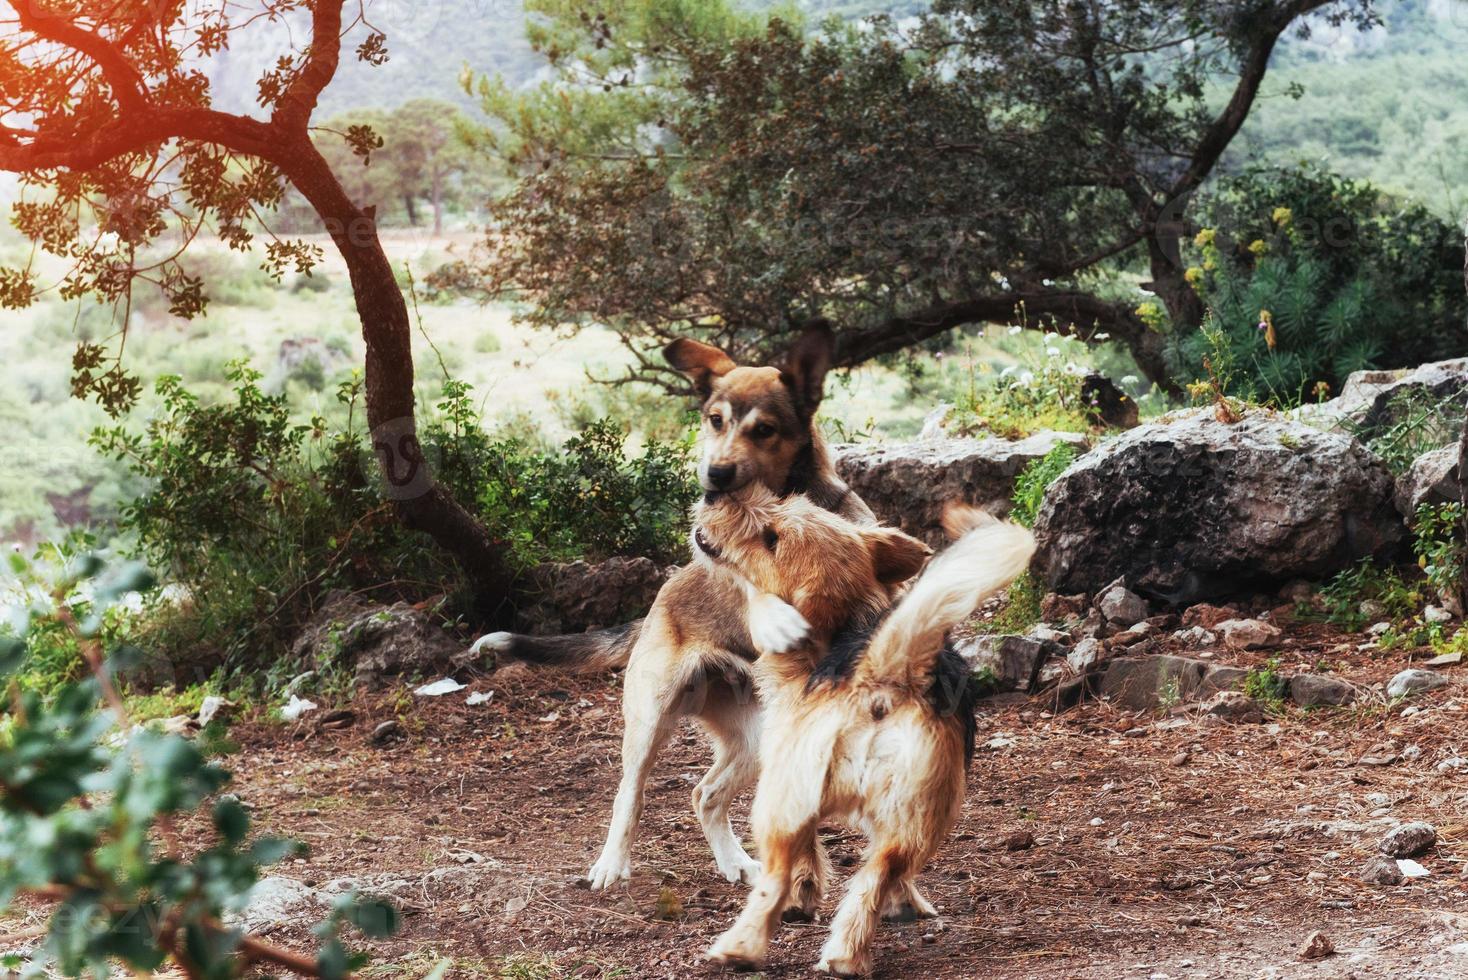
xmin=815 ymin=952 xmax=871 ymax=978
xmin=586 ymin=851 xmax=632 ymax=890
xmin=717 ymin=852 xmax=762 ymax=886
xmin=748 ymin=593 xmax=810 ymax=656
xmin=706 ymin=929 xmax=768 ymax=971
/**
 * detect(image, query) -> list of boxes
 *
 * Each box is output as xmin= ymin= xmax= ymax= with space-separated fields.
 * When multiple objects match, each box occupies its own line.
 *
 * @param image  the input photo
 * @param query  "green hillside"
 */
xmin=1237 ymin=0 xmax=1468 ymax=217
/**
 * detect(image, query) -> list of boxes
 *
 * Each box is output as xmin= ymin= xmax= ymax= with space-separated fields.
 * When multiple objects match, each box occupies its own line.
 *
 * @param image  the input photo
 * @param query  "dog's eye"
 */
xmin=708 ymin=413 xmax=723 ymax=431
xmin=762 ymin=526 xmax=779 ymax=551
xmin=751 ymin=423 xmax=776 ymax=439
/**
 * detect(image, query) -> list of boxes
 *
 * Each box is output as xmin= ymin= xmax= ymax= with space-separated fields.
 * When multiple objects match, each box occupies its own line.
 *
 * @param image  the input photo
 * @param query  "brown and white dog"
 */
xmin=692 ymin=487 xmax=1034 ymax=976
xmin=469 ymin=325 xmax=879 ymax=897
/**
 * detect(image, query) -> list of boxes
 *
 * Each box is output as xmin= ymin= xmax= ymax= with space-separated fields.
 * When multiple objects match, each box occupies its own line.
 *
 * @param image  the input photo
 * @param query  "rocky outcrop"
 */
xmin=1300 ymin=358 xmax=1468 ymax=435
xmin=1395 ymin=446 xmax=1462 ymax=518
xmin=518 ymin=557 xmax=674 ymax=635
xmin=1033 ymin=411 xmax=1405 ymax=603
xmin=291 ymin=592 xmax=465 ymax=689
xmin=835 ymin=432 xmax=1088 ymax=544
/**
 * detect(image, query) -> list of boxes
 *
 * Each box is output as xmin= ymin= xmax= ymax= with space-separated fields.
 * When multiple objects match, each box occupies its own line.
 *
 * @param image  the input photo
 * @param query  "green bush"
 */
xmin=0 ymin=553 xmax=395 ymax=977
xmin=1173 ymin=164 xmax=1467 ymax=402
xmin=90 ymin=367 xmax=696 ymax=677
xmin=1010 ymin=443 xmax=1079 ymax=529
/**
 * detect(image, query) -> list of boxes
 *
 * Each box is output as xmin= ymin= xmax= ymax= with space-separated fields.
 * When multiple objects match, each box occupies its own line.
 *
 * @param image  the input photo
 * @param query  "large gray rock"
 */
xmin=1034 ymin=411 xmax=1405 ymax=603
xmin=518 ymin=557 xmax=673 ymax=635
xmin=291 ymin=592 xmax=464 ymax=689
xmin=835 ymin=432 xmax=1088 ymax=544
xmin=956 ymin=635 xmax=1048 ymax=692
xmin=1290 ymin=674 xmax=1359 ymax=708
xmin=1099 ymin=654 xmax=1209 ymax=711
xmin=1395 ymin=446 xmax=1462 ymax=519
xmin=1327 ymin=359 xmax=1468 ymax=438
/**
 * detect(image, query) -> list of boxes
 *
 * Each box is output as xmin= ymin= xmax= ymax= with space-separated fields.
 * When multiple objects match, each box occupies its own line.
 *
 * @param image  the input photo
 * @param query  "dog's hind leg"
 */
xmin=880 ymin=876 xmax=938 ymax=922
xmin=693 ymin=680 xmax=763 ymax=885
xmin=705 ymin=820 xmax=815 ymax=971
xmin=783 ymin=836 xmax=832 ymax=922
xmin=816 ymin=845 xmax=913 ymax=977
xmin=587 ymin=656 xmax=681 ymax=890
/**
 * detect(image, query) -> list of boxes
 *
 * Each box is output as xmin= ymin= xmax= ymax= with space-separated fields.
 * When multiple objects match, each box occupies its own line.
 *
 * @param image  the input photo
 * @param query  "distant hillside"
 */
xmin=1230 ymin=0 xmax=1468 ymax=216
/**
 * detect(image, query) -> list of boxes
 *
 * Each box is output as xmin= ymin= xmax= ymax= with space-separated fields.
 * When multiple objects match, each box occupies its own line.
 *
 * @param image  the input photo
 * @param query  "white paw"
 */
xmin=815 ymin=954 xmax=867 ymax=978
xmin=469 ymin=631 xmax=512 ymax=657
xmin=748 ymin=593 xmax=810 ymax=656
xmin=587 ymin=852 xmax=631 ymax=891
xmin=717 ymin=853 xmax=763 ymax=885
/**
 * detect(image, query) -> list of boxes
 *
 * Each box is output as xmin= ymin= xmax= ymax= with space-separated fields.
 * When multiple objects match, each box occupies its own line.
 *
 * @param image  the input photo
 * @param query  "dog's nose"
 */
xmin=706 ymin=464 xmax=737 ymax=489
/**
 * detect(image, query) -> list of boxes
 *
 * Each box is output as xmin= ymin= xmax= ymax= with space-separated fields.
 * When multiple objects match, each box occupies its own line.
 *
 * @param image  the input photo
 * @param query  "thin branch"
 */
xmin=6 ymin=2 xmax=150 ymax=113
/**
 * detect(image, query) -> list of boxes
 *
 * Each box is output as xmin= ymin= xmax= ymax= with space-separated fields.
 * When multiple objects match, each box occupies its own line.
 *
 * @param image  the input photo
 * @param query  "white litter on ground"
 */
xmin=280 ymin=695 xmax=318 ymax=722
xmin=413 ymin=678 xmax=466 ymax=697
xmin=466 ymin=691 xmax=494 ymax=706
xmin=1397 ymin=858 xmax=1431 ymax=878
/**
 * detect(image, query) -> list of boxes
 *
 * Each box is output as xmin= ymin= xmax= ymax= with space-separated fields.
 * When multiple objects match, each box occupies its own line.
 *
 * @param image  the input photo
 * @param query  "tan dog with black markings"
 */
xmin=692 ymin=486 xmax=1035 ymax=976
xmin=470 ymin=326 xmax=881 ymax=905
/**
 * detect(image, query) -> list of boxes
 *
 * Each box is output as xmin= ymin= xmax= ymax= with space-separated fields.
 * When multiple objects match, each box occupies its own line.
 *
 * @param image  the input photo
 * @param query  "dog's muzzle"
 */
xmin=693 ymin=526 xmax=723 ymax=560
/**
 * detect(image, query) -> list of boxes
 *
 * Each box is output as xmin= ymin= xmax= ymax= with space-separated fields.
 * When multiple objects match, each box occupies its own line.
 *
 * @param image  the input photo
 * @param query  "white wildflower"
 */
xmin=1121 ymin=374 xmax=1139 ymax=386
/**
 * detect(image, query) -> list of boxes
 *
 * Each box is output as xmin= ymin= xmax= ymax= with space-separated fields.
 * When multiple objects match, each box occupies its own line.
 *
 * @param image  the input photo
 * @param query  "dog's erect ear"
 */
xmin=865 ymin=527 xmax=932 ymax=586
xmin=780 ymin=319 xmax=835 ymax=419
xmin=664 ymin=338 xmax=738 ymax=400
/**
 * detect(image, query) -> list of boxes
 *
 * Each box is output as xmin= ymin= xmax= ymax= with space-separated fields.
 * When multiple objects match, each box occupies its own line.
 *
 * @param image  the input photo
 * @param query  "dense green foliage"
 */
xmin=1010 ymin=444 xmax=1080 ymax=529
xmin=89 ymin=367 xmax=696 ymax=674
xmin=0 ymin=557 xmax=395 ymax=977
xmin=1174 ymin=165 xmax=1466 ymax=401
xmin=462 ymin=0 xmax=1380 ymax=392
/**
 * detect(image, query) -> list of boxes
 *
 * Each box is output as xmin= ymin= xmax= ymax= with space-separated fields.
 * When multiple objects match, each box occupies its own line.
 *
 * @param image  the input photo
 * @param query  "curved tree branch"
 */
xmin=7 ymin=2 xmax=150 ymax=113
xmin=273 ymin=0 xmax=348 ymax=133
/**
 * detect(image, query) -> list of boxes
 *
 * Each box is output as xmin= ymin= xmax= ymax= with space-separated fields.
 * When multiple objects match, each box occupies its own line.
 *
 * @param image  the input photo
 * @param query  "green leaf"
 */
xmin=213 ymin=797 xmax=250 ymax=846
xmin=250 ymin=836 xmax=302 ymax=866
xmin=341 ymin=896 xmax=400 ymax=939
xmin=0 ymin=636 xmax=25 ymax=676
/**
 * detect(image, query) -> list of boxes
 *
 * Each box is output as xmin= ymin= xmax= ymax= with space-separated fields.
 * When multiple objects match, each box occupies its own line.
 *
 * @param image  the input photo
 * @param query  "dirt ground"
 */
xmin=134 ymin=618 xmax=1468 ymax=980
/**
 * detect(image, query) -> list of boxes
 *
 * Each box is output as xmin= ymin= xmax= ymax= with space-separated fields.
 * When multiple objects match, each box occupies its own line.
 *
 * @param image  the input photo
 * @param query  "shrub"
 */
xmin=0 ymin=554 xmax=395 ymax=976
xmin=1010 ymin=443 xmax=1079 ymax=529
xmin=1174 ymin=164 xmax=1467 ymax=401
xmin=1413 ymin=502 xmax=1465 ymax=606
xmin=1316 ymin=560 xmax=1423 ymax=633
xmin=90 ymin=368 xmax=697 ymax=677
xmin=945 ymin=332 xmax=1099 ymax=439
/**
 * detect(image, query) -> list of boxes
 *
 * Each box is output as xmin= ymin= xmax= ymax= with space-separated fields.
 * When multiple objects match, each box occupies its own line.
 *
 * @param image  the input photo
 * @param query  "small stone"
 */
xmin=369 ymin=720 xmax=402 ymax=745
xmin=1089 ymin=817 xmax=1105 ymax=827
xmin=1181 ymin=603 xmax=1240 ymax=630
xmin=1424 ymin=605 xmax=1454 ymax=624
xmin=1098 ymin=582 xmax=1148 ymax=626
xmin=1003 ymin=830 xmax=1036 ymax=852
xmin=1172 ymin=625 xmax=1217 ymax=646
xmin=1425 ymin=651 xmax=1463 ymax=668
xmin=1361 ymin=855 xmax=1404 ymax=885
xmin=1067 ymin=637 xmax=1103 ymax=672
xmin=1366 ymin=621 xmax=1392 ymax=637
xmin=1298 ymin=931 xmax=1335 ymax=961
xmin=1170 ymin=752 xmax=1189 ymax=767
xmin=1215 ymin=618 xmax=1282 ymax=651
xmin=1380 ymin=821 xmax=1437 ymax=858
xmin=1202 ymin=690 xmax=1265 ymax=724
xmin=1387 ymin=669 xmax=1450 ymax=700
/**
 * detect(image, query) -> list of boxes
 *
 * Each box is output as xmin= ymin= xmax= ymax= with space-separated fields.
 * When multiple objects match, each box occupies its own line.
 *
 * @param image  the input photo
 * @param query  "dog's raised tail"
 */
xmin=857 ymin=505 xmax=1035 ymax=690
xmin=468 ymin=619 xmax=641 ymax=673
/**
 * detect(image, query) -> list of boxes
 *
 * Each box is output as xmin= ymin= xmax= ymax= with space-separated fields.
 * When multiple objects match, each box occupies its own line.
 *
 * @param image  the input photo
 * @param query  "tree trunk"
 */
xmin=403 ymin=193 xmax=419 ymax=227
xmin=1459 ymin=382 xmax=1468 ymax=616
xmin=431 ymin=170 xmax=444 ymax=237
xmin=280 ymin=139 xmax=518 ymax=623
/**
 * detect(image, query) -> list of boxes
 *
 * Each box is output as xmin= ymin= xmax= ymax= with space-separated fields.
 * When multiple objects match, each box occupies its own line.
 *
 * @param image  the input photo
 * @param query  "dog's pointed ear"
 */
xmin=664 ymin=338 xmax=737 ymax=400
xmin=865 ymin=527 xmax=932 ymax=586
xmin=780 ymin=319 xmax=835 ymax=420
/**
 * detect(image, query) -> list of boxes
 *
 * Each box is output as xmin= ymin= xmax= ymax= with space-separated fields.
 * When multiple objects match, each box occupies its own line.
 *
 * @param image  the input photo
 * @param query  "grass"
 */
xmin=1243 ymin=658 xmax=1288 ymax=709
xmin=974 ymin=571 xmax=1044 ymax=636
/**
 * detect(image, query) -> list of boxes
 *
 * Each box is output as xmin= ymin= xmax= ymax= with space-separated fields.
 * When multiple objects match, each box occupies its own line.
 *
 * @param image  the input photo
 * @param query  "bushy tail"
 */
xmin=856 ymin=506 xmax=1035 ymax=690
xmin=468 ymin=619 xmax=641 ymax=673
